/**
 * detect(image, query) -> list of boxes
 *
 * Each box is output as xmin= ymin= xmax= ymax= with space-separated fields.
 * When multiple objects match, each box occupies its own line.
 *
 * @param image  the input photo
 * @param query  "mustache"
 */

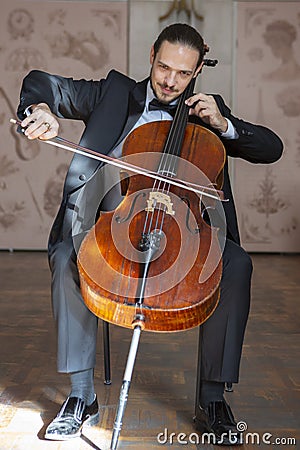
xmin=157 ymin=83 xmax=179 ymax=94
xmin=159 ymin=82 xmax=177 ymax=91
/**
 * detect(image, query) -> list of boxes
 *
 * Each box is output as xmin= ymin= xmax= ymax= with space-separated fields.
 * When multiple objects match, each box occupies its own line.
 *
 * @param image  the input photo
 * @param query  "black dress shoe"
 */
xmin=45 ymin=396 xmax=99 ymax=440
xmin=194 ymin=400 xmax=242 ymax=446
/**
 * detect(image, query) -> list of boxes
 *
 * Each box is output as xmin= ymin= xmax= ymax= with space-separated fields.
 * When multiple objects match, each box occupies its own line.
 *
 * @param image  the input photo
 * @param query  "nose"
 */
xmin=164 ymin=71 xmax=177 ymax=86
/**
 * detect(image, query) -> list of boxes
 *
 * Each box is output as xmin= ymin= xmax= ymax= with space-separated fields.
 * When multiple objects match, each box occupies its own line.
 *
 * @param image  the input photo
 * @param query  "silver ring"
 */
xmin=44 ymin=122 xmax=51 ymax=131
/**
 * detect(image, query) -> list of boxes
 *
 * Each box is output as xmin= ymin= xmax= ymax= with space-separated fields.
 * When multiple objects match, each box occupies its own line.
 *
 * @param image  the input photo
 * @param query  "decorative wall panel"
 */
xmin=235 ymin=1 xmax=300 ymax=252
xmin=0 ymin=0 xmax=128 ymax=249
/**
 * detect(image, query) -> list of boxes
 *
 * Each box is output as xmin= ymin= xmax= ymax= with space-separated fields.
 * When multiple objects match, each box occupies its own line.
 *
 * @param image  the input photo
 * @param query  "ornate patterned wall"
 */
xmin=0 ymin=0 xmax=128 ymax=249
xmin=235 ymin=1 xmax=300 ymax=252
xmin=1 ymin=0 xmax=298 ymax=252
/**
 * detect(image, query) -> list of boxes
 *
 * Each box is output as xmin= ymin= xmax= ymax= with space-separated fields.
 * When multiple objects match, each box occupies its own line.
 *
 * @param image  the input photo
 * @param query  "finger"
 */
xmin=21 ymin=117 xmax=36 ymax=131
xmin=24 ymin=121 xmax=51 ymax=139
xmin=185 ymin=92 xmax=209 ymax=107
xmin=185 ymin=94 xmax=199 ymax=107
xmin=21 ymin=108 xmax=50 ymax=127
xmin=39 ymin=126 xmax=58 ymax=140
xmin=23 ymin=120 xmax=43 ymax=138
xmin=188 ymin=100 xmax=209 ymax=117
xmin=188 ymin=106 xmax=201 ymax=116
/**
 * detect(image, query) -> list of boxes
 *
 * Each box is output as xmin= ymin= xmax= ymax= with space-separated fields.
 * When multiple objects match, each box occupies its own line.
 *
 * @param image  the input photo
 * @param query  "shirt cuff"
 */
xmin=24 ymin=105 xmax=35 ymax=117
xmin=220 ymin=118 xmax=239 ymax=139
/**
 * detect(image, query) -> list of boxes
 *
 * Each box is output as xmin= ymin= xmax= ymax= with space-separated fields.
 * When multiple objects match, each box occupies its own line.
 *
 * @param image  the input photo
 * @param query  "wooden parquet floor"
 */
xmin=0 ymin=251 xmax=299 ymax=449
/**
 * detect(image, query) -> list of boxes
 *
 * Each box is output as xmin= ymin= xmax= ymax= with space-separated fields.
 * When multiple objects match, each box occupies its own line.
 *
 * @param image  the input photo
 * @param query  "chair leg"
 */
xmin=103 ymin=321 xmax=112 ymax=385
xmin=225 ymin=382 xmax=233 ymax=392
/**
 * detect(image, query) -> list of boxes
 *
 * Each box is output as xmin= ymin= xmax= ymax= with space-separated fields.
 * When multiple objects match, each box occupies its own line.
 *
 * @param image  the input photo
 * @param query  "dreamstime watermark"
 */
xmin=156 ymin=422 xmax=297 ymax=446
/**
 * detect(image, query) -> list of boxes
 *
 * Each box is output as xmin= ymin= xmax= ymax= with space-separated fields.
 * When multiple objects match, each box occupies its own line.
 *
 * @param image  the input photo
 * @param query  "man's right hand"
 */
xmin=21 ymin=103 xmax=59 ymax=140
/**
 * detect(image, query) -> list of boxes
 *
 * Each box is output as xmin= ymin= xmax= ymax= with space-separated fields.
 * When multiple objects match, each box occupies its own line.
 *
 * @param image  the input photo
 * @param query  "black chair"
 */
xmin=102 ymin=321 xmax=233 ymax=409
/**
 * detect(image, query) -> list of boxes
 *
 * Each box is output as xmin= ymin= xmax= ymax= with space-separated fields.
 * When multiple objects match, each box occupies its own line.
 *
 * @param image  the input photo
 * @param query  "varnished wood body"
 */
xmin=78 ymin=122 xmax=226 ymax=332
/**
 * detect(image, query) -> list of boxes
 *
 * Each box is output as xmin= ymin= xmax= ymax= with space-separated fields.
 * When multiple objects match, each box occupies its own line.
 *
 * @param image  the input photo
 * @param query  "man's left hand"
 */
xmin=185 ymin=93 xmax=228 ymax=133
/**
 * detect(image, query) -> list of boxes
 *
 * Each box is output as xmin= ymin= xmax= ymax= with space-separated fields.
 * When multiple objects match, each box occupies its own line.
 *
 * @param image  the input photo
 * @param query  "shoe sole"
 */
xmin=44 ymin=412 xmax=100 ymax=441
xmin=193 ymin=415 xmax=208 ymax=433
xmin=193 ymin=416 xmax=243 ymax=446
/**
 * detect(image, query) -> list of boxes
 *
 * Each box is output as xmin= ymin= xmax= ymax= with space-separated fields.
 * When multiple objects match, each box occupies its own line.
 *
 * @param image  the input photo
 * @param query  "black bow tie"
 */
xmin=148 ymin=98 xmax=177 ymax=116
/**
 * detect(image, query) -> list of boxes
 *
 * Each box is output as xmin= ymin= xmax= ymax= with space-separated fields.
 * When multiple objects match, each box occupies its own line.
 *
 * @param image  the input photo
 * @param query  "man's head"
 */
xmin=150 ymin=23 xmax=205 ymax=104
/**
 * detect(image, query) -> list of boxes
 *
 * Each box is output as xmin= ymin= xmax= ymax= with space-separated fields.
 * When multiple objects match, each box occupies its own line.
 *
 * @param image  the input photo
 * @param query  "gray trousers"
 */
xmin=48 ymin=199 xmax=252 ymax=383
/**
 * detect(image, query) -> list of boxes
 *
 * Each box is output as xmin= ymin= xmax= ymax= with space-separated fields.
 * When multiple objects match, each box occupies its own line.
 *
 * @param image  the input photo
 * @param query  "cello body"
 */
xmin=77 ymin=120 xmax=226 ymax=332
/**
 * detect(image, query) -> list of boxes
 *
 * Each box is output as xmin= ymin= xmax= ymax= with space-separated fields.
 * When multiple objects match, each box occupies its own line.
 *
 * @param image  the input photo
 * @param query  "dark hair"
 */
xmin=153 ymin=23 xmax=205 ymax=68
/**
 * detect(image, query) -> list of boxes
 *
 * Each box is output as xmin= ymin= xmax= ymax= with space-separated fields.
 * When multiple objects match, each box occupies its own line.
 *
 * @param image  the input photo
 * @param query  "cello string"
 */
xmin=158 ymin=78 xmax=194 ymax=174
xmin=147 ymin=79 xmax=195 ymax=236
xmin=141 ymin=79 xmax=194 ymax=238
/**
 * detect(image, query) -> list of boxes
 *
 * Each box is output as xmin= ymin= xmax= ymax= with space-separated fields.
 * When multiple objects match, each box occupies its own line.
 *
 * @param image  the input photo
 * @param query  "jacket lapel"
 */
xmin=113 ymin=78 xmax=148 ymax=149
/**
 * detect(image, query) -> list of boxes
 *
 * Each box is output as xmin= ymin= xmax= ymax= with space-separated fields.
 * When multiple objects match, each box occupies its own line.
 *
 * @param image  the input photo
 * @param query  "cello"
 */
xmin=76 ymin=76 xmax=226 ymax=448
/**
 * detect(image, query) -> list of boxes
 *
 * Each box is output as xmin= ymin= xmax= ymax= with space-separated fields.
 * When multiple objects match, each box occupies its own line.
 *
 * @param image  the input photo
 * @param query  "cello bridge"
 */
xmin=145 ymin=191 xmax=175 ymax=216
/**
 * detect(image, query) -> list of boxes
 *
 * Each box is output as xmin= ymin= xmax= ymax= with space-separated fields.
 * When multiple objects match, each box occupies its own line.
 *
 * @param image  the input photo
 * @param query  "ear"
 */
xmin=193 ymin=61 xmax=204 ymax=78
xmin=150 ymin=45 xmax=155 ymax=65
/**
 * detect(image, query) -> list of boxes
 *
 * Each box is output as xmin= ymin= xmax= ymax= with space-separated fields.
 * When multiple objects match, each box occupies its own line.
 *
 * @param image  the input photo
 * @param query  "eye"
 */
xmin=158 ymin=63 xmax=168 ymax=71
xmin=180 ymin=71 xmax=191 ymax=78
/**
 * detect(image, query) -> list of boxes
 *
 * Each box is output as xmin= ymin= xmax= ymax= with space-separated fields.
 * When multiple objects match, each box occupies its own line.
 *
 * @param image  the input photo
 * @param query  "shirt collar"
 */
xmin=146 ymin=81 xmax=156 ymax=111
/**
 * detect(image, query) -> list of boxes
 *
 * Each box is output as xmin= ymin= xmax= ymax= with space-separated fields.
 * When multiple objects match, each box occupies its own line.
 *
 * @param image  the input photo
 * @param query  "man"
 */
xmin=17 ymin=23 xmax=283 ymax=445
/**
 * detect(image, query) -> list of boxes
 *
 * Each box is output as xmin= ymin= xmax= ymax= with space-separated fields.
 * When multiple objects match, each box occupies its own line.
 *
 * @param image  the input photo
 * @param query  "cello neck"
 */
xmin=157 ymin=77 xmax=196 ymax=176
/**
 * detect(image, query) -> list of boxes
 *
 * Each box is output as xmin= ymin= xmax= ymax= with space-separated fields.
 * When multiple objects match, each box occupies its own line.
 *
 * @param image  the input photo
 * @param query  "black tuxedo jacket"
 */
xmin=18 ymin=69 xmax=283 ymax=247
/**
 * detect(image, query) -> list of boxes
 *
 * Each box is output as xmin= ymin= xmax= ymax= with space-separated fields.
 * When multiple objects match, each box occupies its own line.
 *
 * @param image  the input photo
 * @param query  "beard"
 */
xmin=150 ymin=72 xmax=179 ymax=104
